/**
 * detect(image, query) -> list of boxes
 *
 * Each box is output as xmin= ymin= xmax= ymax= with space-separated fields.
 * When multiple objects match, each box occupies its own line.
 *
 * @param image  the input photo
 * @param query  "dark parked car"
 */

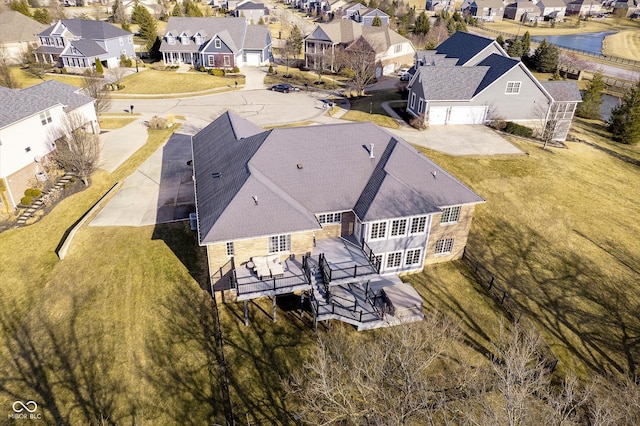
xmin=270 ymin=83 xmax=298 ymax=93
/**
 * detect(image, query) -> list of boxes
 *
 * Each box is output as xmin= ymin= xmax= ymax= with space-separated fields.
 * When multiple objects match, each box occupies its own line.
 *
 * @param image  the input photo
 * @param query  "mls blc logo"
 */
xmin=9 ymin=401 xmax=42 ymax=420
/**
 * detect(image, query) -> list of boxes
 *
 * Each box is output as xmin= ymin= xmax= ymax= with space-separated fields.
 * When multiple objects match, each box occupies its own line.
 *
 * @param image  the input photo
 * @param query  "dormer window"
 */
xmin=167 ymin=35 xmax=175 ymax=45
xmin=195 ymin=35 xmax=203 ymax=44
xmin=181 ymin=36 xmax=189 ymax=45
xmin=214 ymin=39 xmax=221 ymax=48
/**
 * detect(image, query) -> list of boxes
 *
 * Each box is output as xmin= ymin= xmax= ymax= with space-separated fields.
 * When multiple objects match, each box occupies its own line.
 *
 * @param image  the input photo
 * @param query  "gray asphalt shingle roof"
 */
xmin=64 ymin=39 xmax=108 ymax=57
xmin=0 ymin=80 xmax=92 ymax=129
xmin=474 ymin=53 xmax=519 ymax=95
xmin=435 ymin=31 xmax=496 ymax=65
xmin=416 ymin=66 xmax=490 ymax=100
xmin=193 ymin=112 xmax=484 ymax=245
xmin=38 ymin=19 xmax=130 ymax=40
xmin=0 ymin=11 xmax=48 ymax=43
xmin=541 ymin=81 xmax=582 ymax=102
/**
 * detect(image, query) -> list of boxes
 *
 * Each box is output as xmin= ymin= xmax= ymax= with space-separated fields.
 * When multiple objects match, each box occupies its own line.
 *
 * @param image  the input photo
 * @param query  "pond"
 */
xmin=600 ymin=93 xmax=621 ymax=122
xmin=531 ymin=31 xmax=616 ymax=55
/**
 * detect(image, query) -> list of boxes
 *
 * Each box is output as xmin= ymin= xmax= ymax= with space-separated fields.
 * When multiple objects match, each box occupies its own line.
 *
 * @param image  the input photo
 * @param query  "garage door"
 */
xmin=244 ymin=52 xmax=261 ymax=66
xmin=428 ymin=107 xmax=449 ymax=125
xmin=447 ymin=106 xmax=487 ymax=124
xmin=382 ymin=63 xmax=395 ymax=76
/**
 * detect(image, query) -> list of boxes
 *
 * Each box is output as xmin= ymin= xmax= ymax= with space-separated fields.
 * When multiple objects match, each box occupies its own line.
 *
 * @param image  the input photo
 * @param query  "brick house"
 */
xmin=191 ymin=112 xmax=484 ymax=329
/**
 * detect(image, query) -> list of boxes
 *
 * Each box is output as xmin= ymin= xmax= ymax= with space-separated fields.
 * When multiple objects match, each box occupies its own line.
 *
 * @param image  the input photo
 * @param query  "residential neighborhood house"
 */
xmin=0 ymin=11 xmax=48 ymax=65
xmin=159 ymin=17 xmax=272 ymax=69
xmin=405 ymin=32 xmax=581 ymax=141
xmin=34 ymin=19 xmax=134 ymax=70
xmin=504 ymin=0 xmax=543 ymax=21
xmin=192 ymin=111 xmax=484 ymax=329
xmin=304 ymin=20 xmax=415 ymax=76
xmin=426 ymin=0 xmax=457 ymax=13
xmin=234 ymin=1 xmax=270 ymax=23
xmin=350 ymin=7 xmax=390 ymax=26
xmin=460 ymin=0 xmax=505 ymax=21
xmin=536 ymin=0 xmax=567 ymax=20
xmin=0 ymin=81 xmax=98 ymax=212
xmin=122 ymin=0 xmax=167 ymax=20
xmin=565 ymin=0 xmax=602 ymax=15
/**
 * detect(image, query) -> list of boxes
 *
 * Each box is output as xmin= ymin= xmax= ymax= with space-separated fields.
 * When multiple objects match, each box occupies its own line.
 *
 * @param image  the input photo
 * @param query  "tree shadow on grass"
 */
xmin=466 ymin=217 xmax=640 ymax=378
xmin=0 ymin=288 xmax=132 ymax=425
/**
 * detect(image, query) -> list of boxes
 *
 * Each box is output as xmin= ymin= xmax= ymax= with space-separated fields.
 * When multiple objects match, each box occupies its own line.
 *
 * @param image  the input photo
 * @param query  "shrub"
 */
xmin=231 ymin=66 xmax=240 ymax=73
xmin=117 ymin=84 xmax=125 ymax=90
xmin=199 ymin=65 xmax=206 ymax=72
xmin=31 ymin=188 xmax=42 ymax=197
xmin=504 ymin=121 xmax=533 ymax=137
xmin=61 ymin=67 xmax=68 ymax=74
xmin=409 ymin=115 xmax=427 ymax=130
xmin=488 ymin=120 xmax=507 ymax=131
xmin=24 ymin=188 xmax=34 ymax=197
xmin=21 ymin=196 xmax=32 ymax=206
xmin=211 ymin=68 xmax=225 ymax=77
xmin=70 ymin=177 xmax=76 ymax=183
xmin=149 ymin=115 xmax=169 ymax=130
xmin=268 ymin=64 xmax=274 ymax=74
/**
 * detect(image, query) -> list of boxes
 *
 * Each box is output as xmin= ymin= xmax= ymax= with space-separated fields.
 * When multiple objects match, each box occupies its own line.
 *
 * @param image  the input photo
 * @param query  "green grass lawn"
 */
xmin=98 ymin=116 xmax=137 ymax=130
xmin=117 ymin=69 xmax=245 ymax=94
xmin=1 ymin=110 xmax=639 ymax=422
xmin=10 ymin=66 xmax=85 ymax=89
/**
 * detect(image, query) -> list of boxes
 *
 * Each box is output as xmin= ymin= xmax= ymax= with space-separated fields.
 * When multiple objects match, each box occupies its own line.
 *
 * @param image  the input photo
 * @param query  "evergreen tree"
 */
xmin=32 ymin=8 xmax=51 ymax=24
xmin=183 ymin=0 xmax=203 ymax=17
xmin=496 ymin=34 xmax=505 ymax=47
xmin=10 ymin=0 xmax=31 ymax=17
xmin=289 ymin=25 xmax=304 ymax=57
xmin=112 ymin=0 xmax=125 ymax=23
xmin=132 ymin=3 xmax=159 ymax=53
xmin=94 ymin=59 xmax=104 ymax=74
xmin=607 ymin=79 xmax=640 ymax=144
xmin=172 ymin=3 xmax=184 ymax=16
xmin=576 ymin=71 xmax=605 ymax=120
xmin=532 ymin=39 xmax=559 ymax=73
xmin=121 ymin=20 xmax=131 ymax=32
xmin=507 ymin=39 xmax=524 ymax=57
xmin=372 ymin=14 xmax=382 ymax=26
xmin=446 ymin=19 xmax=456 ymax=35
xmin=521 ymin=31 xmax=531 ymax=57
xmin=414 ymin=11 xmax=430 ymax=35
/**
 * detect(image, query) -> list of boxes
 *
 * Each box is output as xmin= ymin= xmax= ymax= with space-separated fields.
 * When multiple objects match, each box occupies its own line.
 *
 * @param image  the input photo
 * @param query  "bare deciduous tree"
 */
xmin=51 ymin=113 xmax=101 ymax=185
xmin=336 ymin=37 xmax=378 ymax=97
xmin=107 ymin=65 xmax=127 ymax=89
xmin=82 ymin=69 xmax=111 ymax=114
xmin=0 ymin=48 xmax=18 ymax=88
xmin=286 ymin=314 xmax=475 ymax=425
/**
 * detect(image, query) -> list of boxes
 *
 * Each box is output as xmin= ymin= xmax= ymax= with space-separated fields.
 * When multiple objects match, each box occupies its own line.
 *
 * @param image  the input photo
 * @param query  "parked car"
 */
xmin=270 ymin=83 xmax=298 ymax=93
xmin=398 ymin=68 xmax=411 ymax=81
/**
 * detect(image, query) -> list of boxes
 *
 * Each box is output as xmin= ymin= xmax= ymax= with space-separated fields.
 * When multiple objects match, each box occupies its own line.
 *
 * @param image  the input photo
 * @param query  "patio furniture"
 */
xmin=251 ymin=255 xmax=285 ymax=278
xmin=268 ymin=255 xmax=285 ymax=277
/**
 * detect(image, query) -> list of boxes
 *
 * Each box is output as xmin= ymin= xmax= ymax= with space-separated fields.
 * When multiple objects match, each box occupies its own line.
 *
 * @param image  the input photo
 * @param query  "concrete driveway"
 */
xmin=406 ymin=125 xmax=523 ymax=156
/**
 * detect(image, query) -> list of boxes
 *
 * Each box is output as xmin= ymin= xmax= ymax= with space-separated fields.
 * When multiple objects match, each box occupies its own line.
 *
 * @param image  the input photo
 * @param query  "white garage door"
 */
xmin=447 ymin=106 xmax=487 ymax=124
xmin=382 ymin=63 xmax=395 ymax=76
xmin=428 ymin=107 xmax=449 ymax=125
xmin=245 ymin=52 xmax=261 ymax=66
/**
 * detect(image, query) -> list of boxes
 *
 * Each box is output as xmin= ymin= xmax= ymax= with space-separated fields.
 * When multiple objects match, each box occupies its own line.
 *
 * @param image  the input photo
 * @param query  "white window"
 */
xmin=418 ymin=98 xmax=424 ymax=114
xmin=386 ymin=251 xmax=402 ymax=268
xmin=119 ymin=37 xmax=123 ymax=46
xmin=410 ymin=216 xmax=426 ymax=234
xmin=39 ymin=111 xmax=52 ymax=126
xmin=223 ymin=55 xmax=230 ymax=67
xmin=440 ymin=206 xmax=461 ymax=224
xmin=214 ymin=39 xmax=221 ymax=48
xmin=435 ymin=238 xmax=454 ymax=255
xmin=505 ymin=81 xmax=521 ymax=94
xmin=317 ymin=212 xmax=342 ymax=224
xmin=167 ymin=36 xmax=175 ymax=45
xmin=195 ymin=36 xmax=203 ymax=45
xmin=394 ymin=44 xmax=402 ymax=54
xmin=181 ymin=36 xmax=189 ymax=45
xmin=370 ymin=221 xmax=386 ymax=240
xmin=410 ymin=93 xmax=416 ymax=109
xmin=226 ymin=242 xmax=234 ymax=257
xmin=208 ymin=56 xmax=214 ymax=66
xmin=405 ymin=249 xmax=422 ymax=265
xmin=390 ymin=219 xmax=407 ymax=237
xmin=374 ymin=254 xmax=383 ymax=269
xmin=268 ymin=234 xmax=290 ymax=253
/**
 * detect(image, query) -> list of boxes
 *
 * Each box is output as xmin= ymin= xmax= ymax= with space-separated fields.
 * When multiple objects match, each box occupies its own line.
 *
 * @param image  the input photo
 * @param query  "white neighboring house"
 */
xmin=0 ymin=81 xmax=98 ymax=212
xmin=0 ymin=11 xmax=48 ymax=65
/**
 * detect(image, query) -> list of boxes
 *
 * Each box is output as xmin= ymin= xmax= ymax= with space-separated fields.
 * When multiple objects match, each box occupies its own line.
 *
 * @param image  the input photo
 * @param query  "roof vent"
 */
xmin=432 ymin=171 xmax=437 ymax=178
xmin=297 ymin=163 xmax=303 ymax=169
xmin=369 ymin=143 xmax=375 ymax=159
xmin=252 ymin=195 xmax=258 ymax=205
xmin=212 ymin=172 xmax=221 ymax=178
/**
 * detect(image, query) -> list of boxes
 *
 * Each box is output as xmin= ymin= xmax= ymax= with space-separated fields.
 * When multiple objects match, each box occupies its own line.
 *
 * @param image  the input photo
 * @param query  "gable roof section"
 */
xmin=193 ymin=112 xmax=484 ymax=244
xmin=0 ymin=84 xmax=60 ymax=129
xmin=469 ymin=0 xmax=507 ymax=9
xmin=416 ymin=66 xmax=490 ymax=100
xmin=473 ymin=53 xmax=520 ymax=95
xmin=538 ymin=0 xmax=566 ymax=7
xmin=435 ymin=31 xmax=498 ymax=65
xmin=21 ymin=80 xmax=94 ymax=113
xmin=0 ymin=11 xmax=48 ymax=43
xmin=63 ymin=39 xmax=108 ymax=57
xmin=243 ymin=25 xmax=270 ymax=50
xmin=236 ymin=1 xmax=267 ymax=9
xmin=541 ymin=81 xmax=582 ymax=102
xmin=40 ymin=19 xmax=130 ymax=40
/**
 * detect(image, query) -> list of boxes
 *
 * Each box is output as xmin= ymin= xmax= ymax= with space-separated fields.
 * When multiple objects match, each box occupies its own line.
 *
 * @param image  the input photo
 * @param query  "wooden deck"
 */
xmin=233 ymin=257 xmax=311 ymax=301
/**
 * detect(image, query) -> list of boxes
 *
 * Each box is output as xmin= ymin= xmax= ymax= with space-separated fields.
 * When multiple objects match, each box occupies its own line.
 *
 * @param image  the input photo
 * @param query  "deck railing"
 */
xmin=318 ymin=251 xmax=379 ymax=283
xmin=232 ymin=269 xmax=310 ymax=297
xmin=310 ymin=291 xmax=381 ymax=324
xmin=361 ymin=238 xmax=382 ymax=273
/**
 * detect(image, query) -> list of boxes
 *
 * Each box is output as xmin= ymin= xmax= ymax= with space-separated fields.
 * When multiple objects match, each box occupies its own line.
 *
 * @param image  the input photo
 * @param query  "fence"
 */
xmin=461 ymin=249 xmax=559 ymax=371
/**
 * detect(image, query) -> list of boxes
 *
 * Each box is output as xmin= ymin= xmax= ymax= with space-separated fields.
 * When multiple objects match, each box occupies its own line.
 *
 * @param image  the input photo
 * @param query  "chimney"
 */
xmin=369 ymin=143 xmax=375 ymax=159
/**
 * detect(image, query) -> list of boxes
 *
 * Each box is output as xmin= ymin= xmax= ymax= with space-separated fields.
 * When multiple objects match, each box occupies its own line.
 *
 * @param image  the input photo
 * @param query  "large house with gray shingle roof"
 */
xmin=34 ymin=19 xmax=134 ymax=70
xmin=406 ymin=32 xmax=581 ymax=141
xmin=192 ymin=111 xmax=484 ymax=328
xmin=0 ymin=81 xmax=97 ymax=212
xmin=159 ymin=17 xmax=272 ymax=69
xmin=0 ymin=11 xmax=48 ymax=65
xmin=304 ymin=20 xmax=414 ymax=76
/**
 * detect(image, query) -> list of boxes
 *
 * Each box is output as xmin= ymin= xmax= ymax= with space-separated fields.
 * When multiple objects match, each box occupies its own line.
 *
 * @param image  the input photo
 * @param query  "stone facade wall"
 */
xmin=424 ymin=204 xmax=476 ymax=265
